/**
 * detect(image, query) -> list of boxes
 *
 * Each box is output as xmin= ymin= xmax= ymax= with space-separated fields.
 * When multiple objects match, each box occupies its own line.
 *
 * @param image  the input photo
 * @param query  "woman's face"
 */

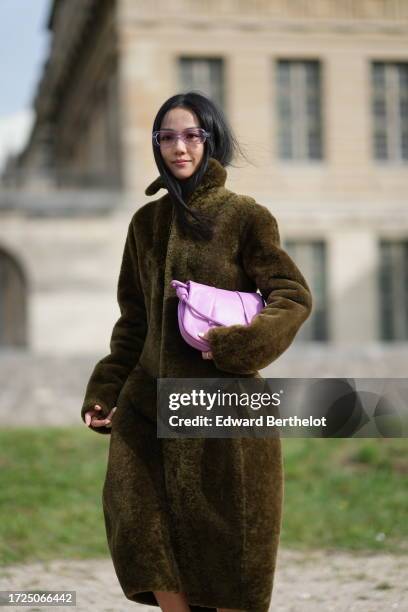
xmin=159 ymin=107 xmax=205 ymax=180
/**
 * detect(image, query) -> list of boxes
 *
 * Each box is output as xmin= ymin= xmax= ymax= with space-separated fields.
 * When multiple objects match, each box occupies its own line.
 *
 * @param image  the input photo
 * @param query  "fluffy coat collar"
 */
xmin=144 ymin=157 xmax=228 ymax=208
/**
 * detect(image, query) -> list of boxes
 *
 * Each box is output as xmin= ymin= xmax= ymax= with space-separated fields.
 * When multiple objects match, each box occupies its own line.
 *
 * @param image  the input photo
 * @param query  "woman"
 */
xmin=81 ymin=92 xmax=313 ymax=612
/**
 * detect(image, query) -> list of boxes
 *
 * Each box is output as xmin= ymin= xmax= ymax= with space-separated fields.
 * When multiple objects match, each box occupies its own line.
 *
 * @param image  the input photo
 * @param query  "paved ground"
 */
xmin=0 ymin=548 xmax=406 ymax=611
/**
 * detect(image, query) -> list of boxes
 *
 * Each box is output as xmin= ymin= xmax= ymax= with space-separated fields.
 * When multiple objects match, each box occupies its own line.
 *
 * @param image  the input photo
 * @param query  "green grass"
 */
xmin=281 ymin=437 xmax=408 ymax=554
xmin=0 ymin=427 xmax=110 ymax=566
xmin=0 ymin=429 xmax=407 ymax=565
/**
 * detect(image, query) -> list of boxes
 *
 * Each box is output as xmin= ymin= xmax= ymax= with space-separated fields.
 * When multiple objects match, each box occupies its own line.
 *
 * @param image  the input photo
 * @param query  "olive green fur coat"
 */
xmin=80 ymin=157 xmax=312 ymax=611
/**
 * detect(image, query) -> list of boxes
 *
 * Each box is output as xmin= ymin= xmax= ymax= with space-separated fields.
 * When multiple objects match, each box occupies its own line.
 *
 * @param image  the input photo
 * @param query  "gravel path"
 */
xmin=0 ymin=548 xmax=406 ymax=611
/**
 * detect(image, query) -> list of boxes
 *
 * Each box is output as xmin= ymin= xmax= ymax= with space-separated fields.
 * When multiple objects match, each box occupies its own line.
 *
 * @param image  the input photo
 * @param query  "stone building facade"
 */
xmin=0 ymin=0 xmax=407 ymax=391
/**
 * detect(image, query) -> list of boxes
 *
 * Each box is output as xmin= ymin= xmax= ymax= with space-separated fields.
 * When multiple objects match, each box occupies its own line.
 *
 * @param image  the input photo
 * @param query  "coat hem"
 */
xmin=125 ymin=584 xmax=178 ymax=607
xmin=125 ymin=585 xmax=261 ymax=611
xmin=187 ymin=592 xmax=267 ymax=611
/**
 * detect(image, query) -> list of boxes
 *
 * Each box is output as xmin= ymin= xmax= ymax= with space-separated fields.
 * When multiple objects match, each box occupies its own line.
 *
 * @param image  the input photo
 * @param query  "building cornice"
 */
xmin=121 ymin=0 xmax=408 ymax=23
xmin=123 ymin=17 xmax=408 ymax=36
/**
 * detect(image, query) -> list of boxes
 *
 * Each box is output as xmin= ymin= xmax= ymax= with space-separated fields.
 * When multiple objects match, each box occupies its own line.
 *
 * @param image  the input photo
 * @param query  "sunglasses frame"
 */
xmin=152 ymin=128 xmax=211 ymax=147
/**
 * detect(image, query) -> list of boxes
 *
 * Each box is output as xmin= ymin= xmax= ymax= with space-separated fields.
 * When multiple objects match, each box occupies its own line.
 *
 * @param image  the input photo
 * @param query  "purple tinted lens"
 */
xmin=153 ymin=129 xmax=207 ymax=146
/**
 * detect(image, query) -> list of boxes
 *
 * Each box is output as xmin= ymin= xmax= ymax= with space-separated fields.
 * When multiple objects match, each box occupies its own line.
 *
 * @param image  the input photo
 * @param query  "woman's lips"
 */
xmin=173 ymin=160 xmax=190 ymax=165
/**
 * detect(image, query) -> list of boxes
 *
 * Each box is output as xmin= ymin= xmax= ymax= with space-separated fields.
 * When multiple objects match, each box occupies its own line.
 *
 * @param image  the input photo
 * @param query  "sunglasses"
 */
xmin=152 ymin=128 xmax=211 ymax=147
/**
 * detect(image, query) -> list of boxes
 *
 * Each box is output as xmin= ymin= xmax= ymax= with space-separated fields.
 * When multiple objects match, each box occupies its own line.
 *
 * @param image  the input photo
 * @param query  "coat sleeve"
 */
xmin=206 ymin=203 xmax=313 ymax=375
xmin=80 ymin=217 xmax=148 ymax=434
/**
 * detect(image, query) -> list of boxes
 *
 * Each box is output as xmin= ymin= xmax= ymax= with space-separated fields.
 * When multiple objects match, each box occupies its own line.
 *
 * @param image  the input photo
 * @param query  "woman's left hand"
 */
xmin=198 ymin=332 xmax=213 ymax=360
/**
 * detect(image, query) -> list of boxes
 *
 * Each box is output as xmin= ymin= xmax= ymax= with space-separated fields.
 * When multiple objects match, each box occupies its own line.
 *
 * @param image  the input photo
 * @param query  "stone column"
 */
xmin=330 ymin=231 xmax=379 ymax=344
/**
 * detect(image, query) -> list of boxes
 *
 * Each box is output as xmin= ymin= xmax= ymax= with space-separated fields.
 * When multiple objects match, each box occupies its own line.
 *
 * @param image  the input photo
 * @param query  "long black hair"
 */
xmin=151 ymin=91 xmax=247 ymax=241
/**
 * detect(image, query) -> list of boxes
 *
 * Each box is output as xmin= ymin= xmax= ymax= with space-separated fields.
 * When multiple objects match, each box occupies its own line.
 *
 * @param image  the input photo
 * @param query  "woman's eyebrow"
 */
xmin=159 ymin=126 xmax=200 ymax=131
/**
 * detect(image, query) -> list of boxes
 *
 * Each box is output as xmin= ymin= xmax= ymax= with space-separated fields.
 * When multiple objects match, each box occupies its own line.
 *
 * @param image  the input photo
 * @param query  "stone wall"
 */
xmin=1 ymin=345 xmax=407 ymax=427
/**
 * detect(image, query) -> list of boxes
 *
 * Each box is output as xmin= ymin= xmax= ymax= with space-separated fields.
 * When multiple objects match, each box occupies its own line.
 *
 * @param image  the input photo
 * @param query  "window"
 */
xmin=379 ymin=240 xmax=408 ymax=340
xmin=283 ymin=240 xmax=328 ymax=341
xmin=179 ymin=57 xmax=225 ymax=110
xmin=371 ymin=62 xmax=408 ymax=162
xmin=276 ymin=60 xmax=323 ymax=160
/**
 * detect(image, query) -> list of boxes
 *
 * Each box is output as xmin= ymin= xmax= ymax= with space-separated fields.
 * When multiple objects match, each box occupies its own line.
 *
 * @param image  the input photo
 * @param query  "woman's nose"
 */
xmin=173 ymin=136 xmax=187 ymax=152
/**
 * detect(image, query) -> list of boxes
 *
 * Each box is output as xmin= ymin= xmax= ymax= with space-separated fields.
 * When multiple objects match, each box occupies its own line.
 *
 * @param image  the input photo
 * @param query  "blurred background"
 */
xmin=0 ymin=0 xmax=407 ymax=404
xmin=0 ymin=1 xmax=407 ymax=599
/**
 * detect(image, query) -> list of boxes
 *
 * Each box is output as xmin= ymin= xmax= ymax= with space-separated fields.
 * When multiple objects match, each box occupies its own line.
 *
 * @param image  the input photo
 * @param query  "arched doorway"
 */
xmin=0 ymin=247 xmax=28 ymax=347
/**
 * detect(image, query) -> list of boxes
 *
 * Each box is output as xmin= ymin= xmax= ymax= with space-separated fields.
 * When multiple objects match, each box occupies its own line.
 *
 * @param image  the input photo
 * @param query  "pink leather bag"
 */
xmin=170 ymin=279 xmax=266 ymax=352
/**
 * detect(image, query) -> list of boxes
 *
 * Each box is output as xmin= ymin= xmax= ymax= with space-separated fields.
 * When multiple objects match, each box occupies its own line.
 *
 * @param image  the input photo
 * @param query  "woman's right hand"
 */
xmin=84 ymin=404 xmax=117 ymax=429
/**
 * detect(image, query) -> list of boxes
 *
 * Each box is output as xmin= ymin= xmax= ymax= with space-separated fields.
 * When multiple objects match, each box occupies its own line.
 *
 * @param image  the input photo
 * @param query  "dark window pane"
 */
xmin=374 ymin=133 xmax=387 ymax=159
xmin=402 ymin=133 xmax=408 ymax=159
xmin=372 ymin=62 xmax=385 ymax=87
xmin=179 ymin=57 xmax=225 ymax=110
xmin=307 ymin=96 xmax=320 ymax=116
xmin=379 ymin=240 xmax=408 ymax=340
xmin=373 ymin=98 xmax=386 ymax=117
xmin=284 ymin=240 xmax=327 ymax=341
xmin=278 ymin=61 xmax=290 ymax=85
xmin=371 ymin=62 xmax=408 ymax=161
xmin=276 ymin=59 xmax=323 ymax=161
xmin=398 ymin=64 xmax=408 ymax=87
xmin=279 ymin=130 xmax=292 ymax=158
xmin=278 ymin=96 xmax=291 ymax=118
xmin=308 ymin=133 xmax=322 ymax=159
